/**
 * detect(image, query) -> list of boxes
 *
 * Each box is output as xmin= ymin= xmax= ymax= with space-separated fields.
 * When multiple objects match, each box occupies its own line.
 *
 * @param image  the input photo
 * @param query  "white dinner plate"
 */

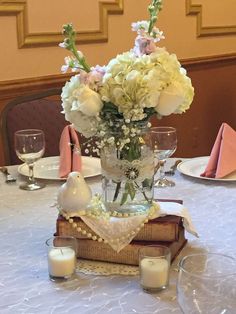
xmin=18 ymin=156 xmax=101 ymax=180
xmin=177 ymin=156 xmax=236 ymax=181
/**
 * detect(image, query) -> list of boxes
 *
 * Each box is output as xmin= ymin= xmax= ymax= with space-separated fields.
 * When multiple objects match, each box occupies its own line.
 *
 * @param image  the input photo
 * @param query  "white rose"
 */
xmin=155 ymin=84 xmax=184 ymax=116
xmin=72 ymin=84 xmax=103 ymax=116
xmin=65 ymin=110 xmax=98 ymax=138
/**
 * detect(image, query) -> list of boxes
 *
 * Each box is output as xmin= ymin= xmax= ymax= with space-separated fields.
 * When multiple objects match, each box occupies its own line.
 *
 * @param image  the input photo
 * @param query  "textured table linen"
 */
xmin=0 ymin=159 xmax=236 ymax=314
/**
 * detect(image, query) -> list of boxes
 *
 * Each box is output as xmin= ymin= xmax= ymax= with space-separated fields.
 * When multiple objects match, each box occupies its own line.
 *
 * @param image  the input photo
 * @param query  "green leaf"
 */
xmin=142 ymin=178 xmax=153 ymax=188
xmin=127 ymin=181 xmax=136 ymax=200
xmin=120 ymin=181 xmax=137 ymax=205
xmin=144 ymin=107 xmax=156 ymax=120
xmin=120 ymin=191 xmax=128 ymax=206
xmin=102 ymin=102 xmax=119 ymax=115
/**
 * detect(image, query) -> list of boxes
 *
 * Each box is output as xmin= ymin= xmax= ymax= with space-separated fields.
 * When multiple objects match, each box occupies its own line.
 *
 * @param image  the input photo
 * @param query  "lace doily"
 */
xmin=101 ymin=147 xmax=154 ymax=183
xmin=77 ymin=259 xmax=139 ymax=276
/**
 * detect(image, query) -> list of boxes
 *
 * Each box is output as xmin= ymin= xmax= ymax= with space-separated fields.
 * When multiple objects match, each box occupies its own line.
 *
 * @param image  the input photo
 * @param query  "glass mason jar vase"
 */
xmin=100 ymin=122 xmax=155 ymax=214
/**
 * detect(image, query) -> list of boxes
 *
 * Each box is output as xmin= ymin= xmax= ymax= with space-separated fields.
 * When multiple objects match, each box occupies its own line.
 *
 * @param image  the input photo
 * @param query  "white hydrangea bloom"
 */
xmin=100 ymin=49 xmax=194 ymax=121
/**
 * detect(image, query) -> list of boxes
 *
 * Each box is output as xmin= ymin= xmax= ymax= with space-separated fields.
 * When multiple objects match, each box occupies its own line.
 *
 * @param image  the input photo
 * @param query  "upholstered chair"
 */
xmin=0 ymin=89 xmax=68 ymax=165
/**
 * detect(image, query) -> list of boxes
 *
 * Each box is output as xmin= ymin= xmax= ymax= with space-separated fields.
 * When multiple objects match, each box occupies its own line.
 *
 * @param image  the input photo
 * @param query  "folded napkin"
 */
xmin=81 ymin=201 xmax=198 ymax=252
xmin=201 ymin=123 xmax=236 ymax=178
xmin=59 ymin=125 xmax=82 ymax=178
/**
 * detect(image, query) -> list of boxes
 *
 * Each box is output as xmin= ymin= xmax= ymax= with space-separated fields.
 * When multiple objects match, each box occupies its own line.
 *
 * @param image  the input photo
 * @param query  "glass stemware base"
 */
xmin=154 ymin=177 xmax=175 ymax=188
xmin=154 ymin=160 xmax=175 ymax=188
xmin=19 ymin=181 xmax=45 ymax=191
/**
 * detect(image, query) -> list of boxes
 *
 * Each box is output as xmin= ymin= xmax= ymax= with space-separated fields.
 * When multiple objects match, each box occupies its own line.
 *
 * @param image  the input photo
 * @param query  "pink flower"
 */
xmin=79 ymin=71 xmax=90 ymax=85
xmin=90 ymin=65 xmax=106 ymax=83
xmin=79 ymin=65 xmax=106 ymax=91
xmin=133 ymin=36 xmax=157 ymax=56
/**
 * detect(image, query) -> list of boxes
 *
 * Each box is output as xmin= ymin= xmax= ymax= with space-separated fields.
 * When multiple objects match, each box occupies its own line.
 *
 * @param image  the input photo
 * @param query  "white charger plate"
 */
xmin=18 ymin=156 xmax=101 ymax=180
xmin=177 ymin=156 xmax=236 ymax=182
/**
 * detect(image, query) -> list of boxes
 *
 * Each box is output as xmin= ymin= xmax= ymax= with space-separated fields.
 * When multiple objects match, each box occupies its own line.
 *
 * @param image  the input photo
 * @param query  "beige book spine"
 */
xmin=75 ymin=227 xmax=186 ymax=266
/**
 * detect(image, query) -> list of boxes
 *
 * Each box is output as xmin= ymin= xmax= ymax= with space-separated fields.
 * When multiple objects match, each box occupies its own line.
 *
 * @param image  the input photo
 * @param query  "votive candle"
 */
xmin=140 ymin=258 xmax=169 ymax=289
xmin=46 ymin=236 xmax=77 ymax=281
xmin=139 ymin=245 xmax=170 ymax=292
xmin=48 ymin=247 xmax=76 ymax=278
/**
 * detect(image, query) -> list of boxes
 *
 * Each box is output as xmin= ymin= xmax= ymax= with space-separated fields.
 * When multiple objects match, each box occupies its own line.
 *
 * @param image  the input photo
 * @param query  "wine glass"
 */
xmin=151 ymin=127 xmax=177 ymax=187
xmin=14 ymin=129 xmax=46 ymax=190
xmin=177 ymin=253 xmax=236 ymax=314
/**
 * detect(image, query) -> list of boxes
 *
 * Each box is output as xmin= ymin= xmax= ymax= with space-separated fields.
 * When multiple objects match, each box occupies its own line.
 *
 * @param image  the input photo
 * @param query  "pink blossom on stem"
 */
xmin=79 ymin=65 xmax=106 ymax=91
xmin=79 ymin=71 xmax=90 ymax=85
xmin=133 ymin=36 xmax=157 ymax=56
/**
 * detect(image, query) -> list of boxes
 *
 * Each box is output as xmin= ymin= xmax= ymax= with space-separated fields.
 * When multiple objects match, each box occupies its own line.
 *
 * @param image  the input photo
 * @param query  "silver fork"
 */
xmin=0 ymin=167 xmax=17 ymax=183
xmin=165 ymin=159 xmax=182 ymax=176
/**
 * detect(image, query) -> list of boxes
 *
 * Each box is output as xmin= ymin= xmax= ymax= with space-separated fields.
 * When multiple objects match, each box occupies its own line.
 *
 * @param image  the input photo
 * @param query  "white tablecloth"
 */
xmin=0 ymin=159 xmax=236 ymax=314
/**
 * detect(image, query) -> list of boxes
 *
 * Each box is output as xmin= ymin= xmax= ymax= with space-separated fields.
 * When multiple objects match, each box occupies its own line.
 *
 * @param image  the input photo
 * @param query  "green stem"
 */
xmin=71 ymin=46 xmax=91 ymax=73
xmin=134 ymin=181 xmax=150 ymax=203
xmin=147 ymin=0 xmax=163 ymax=34
xmin=113 ymin=181 xmax=121 ymax=202
xmin=62 ymin=24 xmax=91 ymax=73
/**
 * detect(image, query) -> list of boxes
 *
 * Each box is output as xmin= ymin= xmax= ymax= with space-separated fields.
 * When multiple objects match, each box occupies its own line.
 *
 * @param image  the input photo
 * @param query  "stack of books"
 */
xmin=56 ymin=200 xmax=187 ymax=265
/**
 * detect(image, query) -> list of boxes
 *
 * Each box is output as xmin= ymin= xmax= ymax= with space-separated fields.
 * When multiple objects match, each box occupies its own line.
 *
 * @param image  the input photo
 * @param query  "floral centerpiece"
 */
xmin=60 ymin=0 xmax=194 ymax=213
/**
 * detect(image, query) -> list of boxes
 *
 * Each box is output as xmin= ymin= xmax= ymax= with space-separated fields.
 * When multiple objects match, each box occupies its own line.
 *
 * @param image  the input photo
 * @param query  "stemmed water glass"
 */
xmin=14 ymin=129 xmax=46 ymax=190
xmin=151 ymin=127 xmax=177 ymax=187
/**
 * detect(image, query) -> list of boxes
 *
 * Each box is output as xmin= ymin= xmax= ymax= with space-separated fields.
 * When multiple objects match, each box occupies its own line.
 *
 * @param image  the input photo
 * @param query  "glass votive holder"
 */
xmin=45 ymin=236 xmax=77 ymax=281
xmin=177 ymin=253 xmax=236 ymax=314
xmin=139 ymin=245 xmax=171 ymax=292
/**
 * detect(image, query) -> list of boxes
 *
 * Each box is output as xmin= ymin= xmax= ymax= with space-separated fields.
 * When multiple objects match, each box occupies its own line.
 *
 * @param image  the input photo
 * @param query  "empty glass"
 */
xmin=151 ymin=127 xmax=177 ymax=187
xmin=14 ymin=129 xmax=45 ymax=190
xmin=177 ymin=253 xmax=236 ymax=314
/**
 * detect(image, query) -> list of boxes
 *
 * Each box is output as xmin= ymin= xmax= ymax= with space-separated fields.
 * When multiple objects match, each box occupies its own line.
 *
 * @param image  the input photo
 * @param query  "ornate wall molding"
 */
xmin=0 ymin=0 xmax=124 ymax=48
xmin=186 ymin=0 xmax=236 ymax=37
xmin=1 ymin=52 xmax=235 ymax=97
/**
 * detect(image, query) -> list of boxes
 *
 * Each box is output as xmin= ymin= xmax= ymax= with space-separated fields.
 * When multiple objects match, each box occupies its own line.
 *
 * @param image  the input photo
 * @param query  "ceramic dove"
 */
xmin=57 ymin=171 xmax=92 ymax=216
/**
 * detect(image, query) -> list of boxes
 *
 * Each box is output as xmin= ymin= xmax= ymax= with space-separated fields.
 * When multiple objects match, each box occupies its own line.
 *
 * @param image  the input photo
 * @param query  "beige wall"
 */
xmin=0 ymin=0 xmax=235 ymax=82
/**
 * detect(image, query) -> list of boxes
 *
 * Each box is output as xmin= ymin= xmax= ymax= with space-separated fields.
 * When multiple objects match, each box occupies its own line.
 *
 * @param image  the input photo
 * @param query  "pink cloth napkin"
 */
xmin=201 ymin=123 xmax=236 ymax=178
xmin=59 ymin=125 xmax=82 ymax=178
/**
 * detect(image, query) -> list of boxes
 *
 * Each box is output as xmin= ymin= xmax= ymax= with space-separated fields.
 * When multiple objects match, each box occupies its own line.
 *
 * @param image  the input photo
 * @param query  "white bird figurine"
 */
xmin=57 ymin=171 xmax=92 ymax=216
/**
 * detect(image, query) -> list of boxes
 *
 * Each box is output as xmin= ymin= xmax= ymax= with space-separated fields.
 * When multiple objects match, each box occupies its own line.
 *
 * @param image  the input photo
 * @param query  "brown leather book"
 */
xmin=56 ymin=199 xmax=183 ymax=242
xmin=74 ymin=226 xmax=186 ymax=265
